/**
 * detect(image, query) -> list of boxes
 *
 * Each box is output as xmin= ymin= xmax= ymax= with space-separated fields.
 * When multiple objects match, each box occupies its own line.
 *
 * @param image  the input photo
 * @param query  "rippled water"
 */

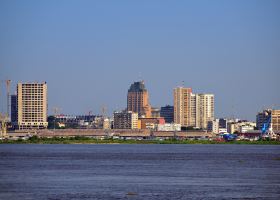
xmin=0 ymin=144 xmax=280 ymax=200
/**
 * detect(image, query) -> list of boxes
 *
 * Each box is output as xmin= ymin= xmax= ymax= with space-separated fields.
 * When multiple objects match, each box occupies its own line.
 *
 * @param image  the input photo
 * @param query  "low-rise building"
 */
xmin=157 ymin=123 xmax=181 ymax=131
xmin=48 ymin=114 xmax=107 ymax=129
xmin=151 ymin=107 xmax=161 ymax=118
xmin=207 ymin=118 xmax=228 ymax=134
xmin=239 ymin=125 xmax=255 ymax=133
xmin=207 ymin=119 xmax=219 ymax=134
xmin=113 ymin=111 xmax=138 ymax=129
xmin=227 ymin=120 xmax=256 ymax=133
xmin=138 ymin=117 xmax=165 ymax=130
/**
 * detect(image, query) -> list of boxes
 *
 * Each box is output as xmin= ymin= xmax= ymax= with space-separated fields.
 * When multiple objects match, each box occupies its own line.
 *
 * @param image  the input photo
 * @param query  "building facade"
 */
xmin=173 ymin=87 xmax=192 ymax=126
xmin=151 ymin=107 xmax=161 ymax=118
xmin=138 ymin=117 xmax=165 ymax=130
xmin=16 ymin=82 xmax=48 ymax=129
xmin=160 ymin=105 xmax=174 ymax=123
xmin=113 ymin=111 xmax=138 ymax=129
xmin=174 ymin=87 xmax=214 ymax=129
xmin=196 ymin=94 xmax=215 ymax=129
xmin=207 ymin=119 xmax=219 ymax=134
xmin=127 ymin=81 xmax=151 ymax=118
xmin=208 ymin=118 xmax=229 ymax=134
xmin=272 ymin=110 xmax=280 ymax=133
xmin=157 ymin=123 xmax=181 ymax=131
xmin=10 ymin=94 xmax=18 ymax=126
xmin=219 ymin=118 xmax=227 ymax=129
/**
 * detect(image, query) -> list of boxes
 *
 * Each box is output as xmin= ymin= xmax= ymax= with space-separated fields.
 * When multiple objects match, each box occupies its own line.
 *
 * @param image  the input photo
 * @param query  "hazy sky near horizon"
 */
xmin=0 ymin=0 xmax=280 ymax=120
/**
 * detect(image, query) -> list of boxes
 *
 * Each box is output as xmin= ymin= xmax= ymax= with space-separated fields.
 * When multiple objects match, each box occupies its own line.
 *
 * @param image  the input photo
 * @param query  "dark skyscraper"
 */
xmin=160 ymin=105 xmax=174 ymax=123
xmin=10 ymin=94 xmax=18 ymax=126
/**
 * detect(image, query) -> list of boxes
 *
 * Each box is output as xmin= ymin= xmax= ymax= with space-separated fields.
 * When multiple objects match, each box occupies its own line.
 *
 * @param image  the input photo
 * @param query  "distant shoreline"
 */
xmin=1 ymin=136 xmax=280 ymax=145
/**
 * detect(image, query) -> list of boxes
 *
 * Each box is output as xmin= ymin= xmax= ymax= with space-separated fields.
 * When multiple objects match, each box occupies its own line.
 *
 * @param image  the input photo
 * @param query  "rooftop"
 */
xmin=128 ymin=81 xmax=147 ymax=92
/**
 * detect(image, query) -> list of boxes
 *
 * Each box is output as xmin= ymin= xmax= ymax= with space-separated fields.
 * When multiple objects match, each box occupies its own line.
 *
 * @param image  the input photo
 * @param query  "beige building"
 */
xmin=151 ymin=107 xmax=161 ymax=118
xmin=173 ymin=87 xmax=192 ymax=126
xmin=17 ymin=82 xmax=48 ymax=129
xmin=174 ymin=87 xmax=214 ymax=129
xmin=272 ymin=110 xmax=280 ymax=133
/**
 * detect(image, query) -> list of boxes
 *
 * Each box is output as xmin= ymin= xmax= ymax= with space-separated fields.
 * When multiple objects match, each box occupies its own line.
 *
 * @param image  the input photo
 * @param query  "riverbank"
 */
xmin=1 ymin=136 xmax=280 ymax=145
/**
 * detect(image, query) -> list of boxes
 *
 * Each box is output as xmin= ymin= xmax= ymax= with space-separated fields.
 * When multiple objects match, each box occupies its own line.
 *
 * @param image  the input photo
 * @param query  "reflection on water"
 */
xmin=0 ymin=144 xmax=280 ymax=200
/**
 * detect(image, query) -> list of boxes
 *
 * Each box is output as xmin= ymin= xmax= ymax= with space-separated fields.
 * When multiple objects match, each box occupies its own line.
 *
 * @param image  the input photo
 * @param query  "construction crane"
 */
xmin=6 ymin=80 xmax=11 ymax=118
xmin=261 ymin=115 xmax=276 ymax=139
xmin=0 ymin=79 xmax=11 ymax=139
xmin=0 ymin=79 xmax=11 ymax=117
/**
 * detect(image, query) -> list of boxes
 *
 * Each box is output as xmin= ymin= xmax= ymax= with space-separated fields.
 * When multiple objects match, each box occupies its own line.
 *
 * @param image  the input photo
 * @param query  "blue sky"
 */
xmin=0 ymin=0 xmax=280 ymax=120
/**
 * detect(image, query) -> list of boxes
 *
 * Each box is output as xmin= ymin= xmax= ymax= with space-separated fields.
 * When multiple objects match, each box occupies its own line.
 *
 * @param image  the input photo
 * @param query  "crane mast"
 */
xmin=261 ymin=115 xmax=276 ymax=139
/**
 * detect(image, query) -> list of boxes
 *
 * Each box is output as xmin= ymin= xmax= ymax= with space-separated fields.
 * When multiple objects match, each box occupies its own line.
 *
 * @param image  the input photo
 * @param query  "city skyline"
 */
xmin=1 ymin=0 xmax=280 ymax=120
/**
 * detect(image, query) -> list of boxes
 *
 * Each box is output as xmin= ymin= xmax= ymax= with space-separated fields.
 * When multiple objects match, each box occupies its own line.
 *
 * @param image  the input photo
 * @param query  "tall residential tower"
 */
xmin=173 ymin=87 xmax=192 ymax=126
xmin=174 ymin=87 xmax=214 ymax=129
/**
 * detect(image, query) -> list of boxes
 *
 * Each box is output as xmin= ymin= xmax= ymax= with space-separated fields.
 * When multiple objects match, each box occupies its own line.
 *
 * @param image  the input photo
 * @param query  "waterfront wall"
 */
xmin=8 ymin=129 xmax=213 ymax=138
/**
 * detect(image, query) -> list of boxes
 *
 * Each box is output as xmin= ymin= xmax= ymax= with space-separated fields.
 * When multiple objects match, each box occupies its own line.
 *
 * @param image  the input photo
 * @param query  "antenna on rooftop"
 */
xmin=53 ymin=107 xmax=61 ymax=116
xmin=101 ymin=106 xmax=107 ymax=118
xmin=182 ymin=80 xmax=185 ymax=87
xmin=138 ymin=72 xmax=143 ymax=82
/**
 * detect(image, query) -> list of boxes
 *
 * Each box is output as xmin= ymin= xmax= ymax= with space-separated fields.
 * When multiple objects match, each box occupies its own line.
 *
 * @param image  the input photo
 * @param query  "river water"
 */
xmin=0 ymin=144 xmax=279 ymax=200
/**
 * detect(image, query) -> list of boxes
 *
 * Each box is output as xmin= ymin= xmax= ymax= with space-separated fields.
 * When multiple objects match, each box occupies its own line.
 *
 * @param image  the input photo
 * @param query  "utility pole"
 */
xmin=101 ymin=106 xmax=107 ymax=118
xmin=53 ymin=107 xmax=60 ymax=131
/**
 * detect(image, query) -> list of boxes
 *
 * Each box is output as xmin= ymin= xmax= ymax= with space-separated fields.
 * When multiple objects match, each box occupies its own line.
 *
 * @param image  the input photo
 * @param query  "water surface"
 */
xmin=0 ymin=144 xmax=279 ymax=199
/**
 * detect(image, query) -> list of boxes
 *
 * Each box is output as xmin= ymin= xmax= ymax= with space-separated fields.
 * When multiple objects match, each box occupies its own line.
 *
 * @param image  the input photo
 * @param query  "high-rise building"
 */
xmin=113 ymin=111 xmax=138 ymax=129
xmin=272 ymin=110 xmax=280 ymax=133
xmin=173 ymin=87 xmax=214 ymax=129
xmin=10 ymin=94 xmax=18 ymax=126
xmin=127 ymin=81 xmax=151 ymax=117
xmin=173 ymin=87 xmax=192 ymax=126
xmin=160 ymin=105 xmax=174 ymax=123
xmin=16 ymin=82 xmax=48 ymax=129
xmin=196 ymin=94 xmax=215 ymax=129
xmin=190 ymin=93 xmax=198 ymax=127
